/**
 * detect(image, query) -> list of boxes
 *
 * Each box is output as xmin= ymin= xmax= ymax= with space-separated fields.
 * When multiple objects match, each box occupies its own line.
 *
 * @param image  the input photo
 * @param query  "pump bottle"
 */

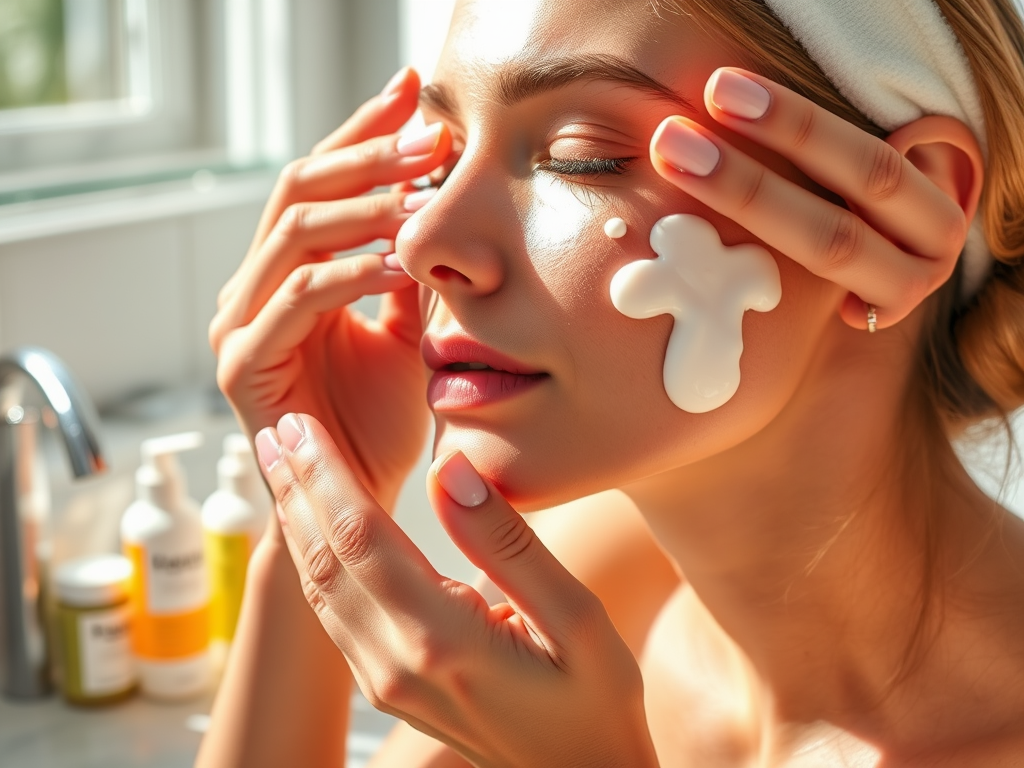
xmin=220 ymin=433 xmax=272 ymax=532
xmin=120 ymin=432 xmax=211 ymax=699
xmin=202 ymin=435 xmax=268 ymax=661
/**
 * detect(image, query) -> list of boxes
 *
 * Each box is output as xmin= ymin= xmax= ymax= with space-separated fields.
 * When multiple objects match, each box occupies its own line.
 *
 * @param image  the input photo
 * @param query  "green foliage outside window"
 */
xmin=0 ymin=0 xmax=68 ymax=110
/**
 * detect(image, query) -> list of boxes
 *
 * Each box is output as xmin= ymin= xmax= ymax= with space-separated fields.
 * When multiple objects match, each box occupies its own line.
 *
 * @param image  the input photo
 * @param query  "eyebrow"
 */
xmin=419 ymin=54 xmax=696 ymax=117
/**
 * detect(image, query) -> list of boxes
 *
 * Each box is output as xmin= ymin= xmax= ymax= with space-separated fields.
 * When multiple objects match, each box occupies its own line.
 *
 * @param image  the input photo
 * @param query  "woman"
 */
xmin=198 ymin=0 xmax=1024 ymax=765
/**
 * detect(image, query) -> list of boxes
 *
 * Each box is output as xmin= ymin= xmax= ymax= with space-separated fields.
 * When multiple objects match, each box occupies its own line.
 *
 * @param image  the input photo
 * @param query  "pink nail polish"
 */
xmin=403 ymin=187 xmax=437 ymax=212
xmin=652 ymin=118 xmax=721 ymax=177
xmin=396 ymin=123 xmax=443 ymax=157
xmin=435 ymin=451 xmax=488 ymax=508
xmin=381 ymin=67 xmax=409 ymax=100
xmin=255 ymin=429 xmax=282 ymax=472
xmin=278 ymin=414 xmax=305 ymax=453
xmin=383 ymin=253 xmax=403 ymax=271
xmin=707 ymin=69 xmax=771 ymax=121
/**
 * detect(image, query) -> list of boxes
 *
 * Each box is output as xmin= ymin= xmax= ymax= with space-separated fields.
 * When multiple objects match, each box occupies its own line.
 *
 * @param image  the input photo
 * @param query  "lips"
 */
xmin=421 ymin=334 xmax=548 ymax=410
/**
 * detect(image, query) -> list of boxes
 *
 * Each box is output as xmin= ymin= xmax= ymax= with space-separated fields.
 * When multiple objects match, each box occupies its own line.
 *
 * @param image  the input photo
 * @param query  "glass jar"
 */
xmin=54 ymin=555 xmax=136 ymax=706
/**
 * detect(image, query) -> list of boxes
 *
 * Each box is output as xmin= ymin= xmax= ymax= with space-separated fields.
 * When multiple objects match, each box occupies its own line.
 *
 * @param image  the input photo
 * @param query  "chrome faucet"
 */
xmin=0 ymin=347 xmax=107 ymax=699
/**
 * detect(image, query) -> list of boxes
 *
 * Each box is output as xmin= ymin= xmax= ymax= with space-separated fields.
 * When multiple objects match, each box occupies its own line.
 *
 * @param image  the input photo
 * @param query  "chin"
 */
xmin=431 ymin=418 xmax=602 ymax=512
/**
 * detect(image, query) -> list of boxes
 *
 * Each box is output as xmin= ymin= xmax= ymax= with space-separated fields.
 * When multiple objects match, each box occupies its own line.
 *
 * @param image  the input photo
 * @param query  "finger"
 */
xmin=376 ymin=273 xmax=422 ymax=346
xmin=230 ymin=255 xmax=415 ymax=374
xmin=312 ymin=66 xmax=422 ymax=154
xmin=427 ymin=450 xmax=599 ymax=651
xmin=226 ymin=124 xmax=451 ymax=305
xmin=258 ymin=414 xmax=444 ymax=618
xmin=703 ymin=68 xmax=966 ymax=262
xmin=211 ymin=191 xmax=429 ymax=350
xmin=650 ymin=117 xmax=946 ymax=327
xmin=286 ymin=126 xmax=451 ymax=210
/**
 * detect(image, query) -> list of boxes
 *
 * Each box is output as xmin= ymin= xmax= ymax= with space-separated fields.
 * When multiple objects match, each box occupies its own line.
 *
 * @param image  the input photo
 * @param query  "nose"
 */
xmin=395 ymin=155 xmax=508 ymax=299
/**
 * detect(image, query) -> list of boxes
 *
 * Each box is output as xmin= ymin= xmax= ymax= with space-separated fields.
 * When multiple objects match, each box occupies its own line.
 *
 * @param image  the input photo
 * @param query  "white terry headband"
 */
xmin=762 ymin=0 xmax=992 ymax=299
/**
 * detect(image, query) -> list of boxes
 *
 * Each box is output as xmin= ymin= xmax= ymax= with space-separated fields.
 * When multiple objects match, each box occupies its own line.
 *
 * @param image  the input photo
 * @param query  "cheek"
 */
xmin=522 ymin=176 xmax=615 ymax=302
xmin=434 ymin=181 xmax=842 ymax=509
xmin=523 ymin=176 xmax=649 ymax=315
xmin=520 ymin=219 xmax=840 ymax=505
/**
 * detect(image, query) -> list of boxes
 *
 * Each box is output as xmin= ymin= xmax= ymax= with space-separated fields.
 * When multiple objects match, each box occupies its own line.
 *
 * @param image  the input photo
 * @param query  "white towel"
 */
xmin=763 ymin=0 xmax=992 ymax=298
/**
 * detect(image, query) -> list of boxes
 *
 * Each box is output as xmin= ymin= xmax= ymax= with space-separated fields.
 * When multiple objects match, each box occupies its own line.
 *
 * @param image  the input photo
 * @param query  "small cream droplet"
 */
xmin=604 ymin=217 xmax=628 ymax=239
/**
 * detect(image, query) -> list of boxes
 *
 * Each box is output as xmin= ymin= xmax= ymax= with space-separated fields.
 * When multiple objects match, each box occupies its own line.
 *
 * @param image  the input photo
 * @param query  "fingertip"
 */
xmin=380 ymin=66 xmax=411 ymax=100
xmin=380 ymin=67 xmax=423 ymax=117
xmin=434 ymin=450 xmax=489 ymax=508
xmin=255 ymin=428 xmax=282 ymax=473
xmin=705 ymin=68 xmax=772 ymax=123
xmin=703 ymin=68 xmax=725 ymax=112
xmin=650 ymin=116 xmax=721 ymax=179
xmin=277 ymin=413 xmax=306 ymax=453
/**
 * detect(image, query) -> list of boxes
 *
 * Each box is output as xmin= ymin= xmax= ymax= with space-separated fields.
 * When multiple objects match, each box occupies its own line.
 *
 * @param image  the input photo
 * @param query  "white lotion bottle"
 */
xmin=120 ymin=432 xmax=211 ymax=700
xmin=201 ymin=436 xmax=267 ymax=668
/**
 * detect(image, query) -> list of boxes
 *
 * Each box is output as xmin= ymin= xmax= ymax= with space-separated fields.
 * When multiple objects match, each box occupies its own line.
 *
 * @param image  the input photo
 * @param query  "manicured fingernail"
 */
xmin=397 ymin=122 xmax=443 ymax=157
xmin=435 ymin=451 xmax=488 ymax=508
xmin=652 ymin=117 xmax=720 ymax=177
xmin=255 ymin=428 xmax=282 ymax=472
xmin=383 ymin=252 xmax=403 ymax=270
xmin=707 ymin=69 xmax=771 ymax=121
xmin=278 ymin=413 xmax=305 ymax=453
xmin=404 ymin=187 xmax=437 ymax=212
xmin=381 ymin=66 xmax=409 ymax=99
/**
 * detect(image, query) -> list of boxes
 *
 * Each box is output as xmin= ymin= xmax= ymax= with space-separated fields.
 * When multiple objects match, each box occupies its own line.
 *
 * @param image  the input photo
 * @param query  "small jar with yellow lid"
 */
xmin=54 ymin=555 xmax=137 ymax=706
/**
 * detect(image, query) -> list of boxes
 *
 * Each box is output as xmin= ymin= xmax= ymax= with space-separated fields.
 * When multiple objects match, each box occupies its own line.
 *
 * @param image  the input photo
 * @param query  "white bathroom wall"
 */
xmin=0 ymin=194 xmax=266 ymax=405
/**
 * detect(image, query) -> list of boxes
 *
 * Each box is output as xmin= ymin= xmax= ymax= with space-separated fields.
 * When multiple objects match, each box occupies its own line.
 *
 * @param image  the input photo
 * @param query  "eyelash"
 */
xmin=539 ymin=157 xmax=636 ymax=177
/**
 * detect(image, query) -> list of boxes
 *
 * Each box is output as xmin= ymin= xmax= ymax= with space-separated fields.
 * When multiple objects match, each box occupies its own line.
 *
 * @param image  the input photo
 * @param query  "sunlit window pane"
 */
xmin=0 ymin=0 xmax=67 ymax=109
xmin=0 ymin=0 xmax=136 ymax=112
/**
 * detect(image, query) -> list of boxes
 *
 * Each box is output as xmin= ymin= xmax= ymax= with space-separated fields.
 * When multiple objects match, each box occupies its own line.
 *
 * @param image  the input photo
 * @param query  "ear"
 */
xmin=885 ymin=115 xmax=985 ymax=225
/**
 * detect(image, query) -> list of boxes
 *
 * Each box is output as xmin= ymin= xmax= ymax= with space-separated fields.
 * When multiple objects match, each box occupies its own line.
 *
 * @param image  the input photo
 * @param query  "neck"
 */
xmin=622 ymin=322 xmax=1024 ymax=750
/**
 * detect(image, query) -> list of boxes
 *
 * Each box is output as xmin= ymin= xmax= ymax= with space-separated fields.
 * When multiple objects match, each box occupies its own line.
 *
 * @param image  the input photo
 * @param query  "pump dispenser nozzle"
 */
xmin=136 ymin=432 xmax=203 ymax=510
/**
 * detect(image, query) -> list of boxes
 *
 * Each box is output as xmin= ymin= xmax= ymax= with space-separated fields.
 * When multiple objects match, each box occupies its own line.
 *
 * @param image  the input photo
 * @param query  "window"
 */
xmin=0 ymin=0 xmax=149 ymax=120
xmin=0 ymin=0 xmax=291 ymax=206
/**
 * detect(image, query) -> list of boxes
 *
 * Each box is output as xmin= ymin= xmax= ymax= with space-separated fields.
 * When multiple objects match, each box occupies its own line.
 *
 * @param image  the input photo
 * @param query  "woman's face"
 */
xmin=396 ymin=0 xmax=845 ymax=509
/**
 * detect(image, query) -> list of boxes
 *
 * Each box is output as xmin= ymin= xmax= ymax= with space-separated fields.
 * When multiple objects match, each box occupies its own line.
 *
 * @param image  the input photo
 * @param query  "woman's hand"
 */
xmin=254 ymin=413 xmax=660 ymax=768
xmin=210 ymin=67 xmax=452 ymax=511
xmin=650 ymin=67 xmax=984 ymax=331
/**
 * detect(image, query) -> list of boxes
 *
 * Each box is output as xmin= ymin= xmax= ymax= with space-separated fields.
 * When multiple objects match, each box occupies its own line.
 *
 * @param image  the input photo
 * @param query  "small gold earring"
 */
xmin=866 ymin=304 xmax=878 ymax=334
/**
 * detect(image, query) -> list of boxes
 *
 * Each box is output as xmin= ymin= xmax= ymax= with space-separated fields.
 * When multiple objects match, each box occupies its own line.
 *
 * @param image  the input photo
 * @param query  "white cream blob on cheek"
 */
xmin=610 ymin=214 xmax=782 ymax=414
xmin=604 ymin=217 xmax=628 ymax=239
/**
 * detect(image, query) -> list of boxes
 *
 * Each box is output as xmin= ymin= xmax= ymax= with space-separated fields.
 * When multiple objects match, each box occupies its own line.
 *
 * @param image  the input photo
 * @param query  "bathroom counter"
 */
xmin=0 ymin=689 xmax=396 ymax=768
xmin=0 ymin=691 xmax=215 ymax=768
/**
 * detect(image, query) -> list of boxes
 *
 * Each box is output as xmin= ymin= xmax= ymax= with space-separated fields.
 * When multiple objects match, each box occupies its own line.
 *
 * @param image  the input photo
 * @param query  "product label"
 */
xmin=145 ymin=546 xmax=208 ymax=614
xmin=77 ymin=607 xmax=135 ymax=696
xmin=204 ymin=531 xmax=251 ymax=642
xmin=125 ymin=543 xmax=210 ymax=660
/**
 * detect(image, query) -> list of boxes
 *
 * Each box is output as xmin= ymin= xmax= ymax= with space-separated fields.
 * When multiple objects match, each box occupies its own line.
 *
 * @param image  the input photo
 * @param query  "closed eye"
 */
xmin=539 ymin=157 xmax=636 ymax=177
